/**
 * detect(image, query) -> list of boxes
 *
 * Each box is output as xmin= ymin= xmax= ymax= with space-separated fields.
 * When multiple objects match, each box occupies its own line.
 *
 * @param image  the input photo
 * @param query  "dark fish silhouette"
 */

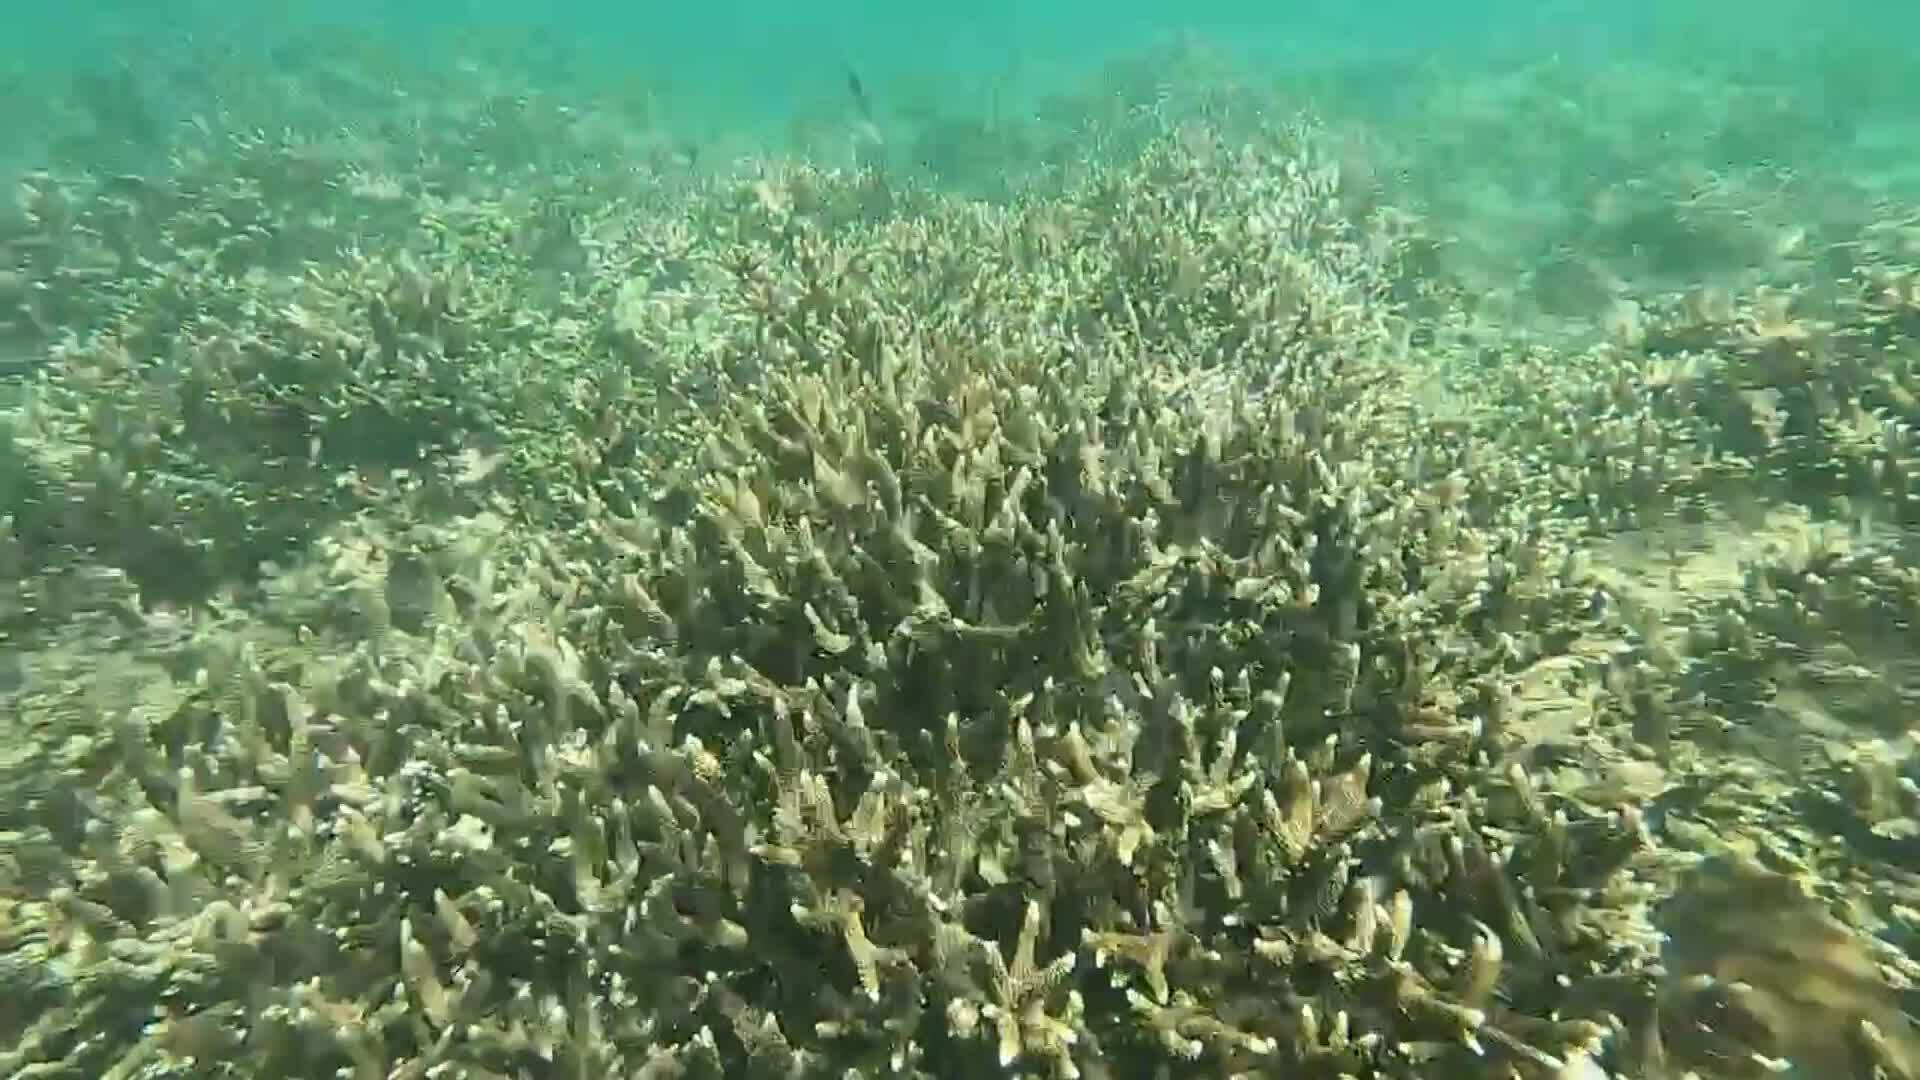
xmin=844 ymin=68 xmax=884 ymax=147
xmin=846 ymin=69 xmax=874 ymax=125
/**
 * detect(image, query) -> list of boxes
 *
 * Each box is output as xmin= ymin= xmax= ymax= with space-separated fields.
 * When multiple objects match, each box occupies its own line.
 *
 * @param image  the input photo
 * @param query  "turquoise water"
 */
xmin=7 ymin=2 xmax=1920 ymax=1078
xmin=10 ymin=1 xmax=1920 ymax=262
xmin=8 ymin=2 xmax=1918 ymax=159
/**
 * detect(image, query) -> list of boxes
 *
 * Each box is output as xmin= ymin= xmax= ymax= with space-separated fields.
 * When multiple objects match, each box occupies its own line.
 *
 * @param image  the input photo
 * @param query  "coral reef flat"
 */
xmin=4 ymin=16 xmax=1920 ymax=1080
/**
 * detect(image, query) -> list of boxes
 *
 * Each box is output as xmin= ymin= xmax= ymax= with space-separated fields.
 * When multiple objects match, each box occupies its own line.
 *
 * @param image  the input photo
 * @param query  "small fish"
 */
xmin=846 ymin=69 xmax=874 ymax=124
xmin=845 ymin=68 xmax=885 ymax=146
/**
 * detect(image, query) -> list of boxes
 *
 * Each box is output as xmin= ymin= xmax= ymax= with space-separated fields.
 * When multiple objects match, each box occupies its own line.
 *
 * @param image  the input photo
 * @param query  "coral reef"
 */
xmin=4 ymin=24 xmax=1920 ymax=1080
xmin=0 ymin=117 xmax=1679 ymax=1078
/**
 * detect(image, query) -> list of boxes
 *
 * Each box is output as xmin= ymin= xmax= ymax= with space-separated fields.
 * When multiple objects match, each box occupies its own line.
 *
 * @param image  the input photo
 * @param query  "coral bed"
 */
xmin=4 ymin=38 xmax=1920 ymax=1080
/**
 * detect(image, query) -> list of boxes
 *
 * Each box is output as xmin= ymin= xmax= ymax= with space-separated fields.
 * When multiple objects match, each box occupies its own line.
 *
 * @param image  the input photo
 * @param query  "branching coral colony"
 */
xmin=5 ymin=87 xmax=1920 ymax=1079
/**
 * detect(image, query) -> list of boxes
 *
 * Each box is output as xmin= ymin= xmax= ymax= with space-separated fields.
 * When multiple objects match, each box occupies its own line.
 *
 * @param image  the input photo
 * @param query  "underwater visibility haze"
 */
xmin=5 ymin=1 xmax=1920 ymax=1077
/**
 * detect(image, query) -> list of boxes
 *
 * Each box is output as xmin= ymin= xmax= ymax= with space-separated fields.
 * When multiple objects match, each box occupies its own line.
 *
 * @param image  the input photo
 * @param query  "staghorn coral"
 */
xmin=0 ymin=112 xmax=1689 ymax=1079
xmin=570 ymin=169 xmax=1664 ymax=1073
